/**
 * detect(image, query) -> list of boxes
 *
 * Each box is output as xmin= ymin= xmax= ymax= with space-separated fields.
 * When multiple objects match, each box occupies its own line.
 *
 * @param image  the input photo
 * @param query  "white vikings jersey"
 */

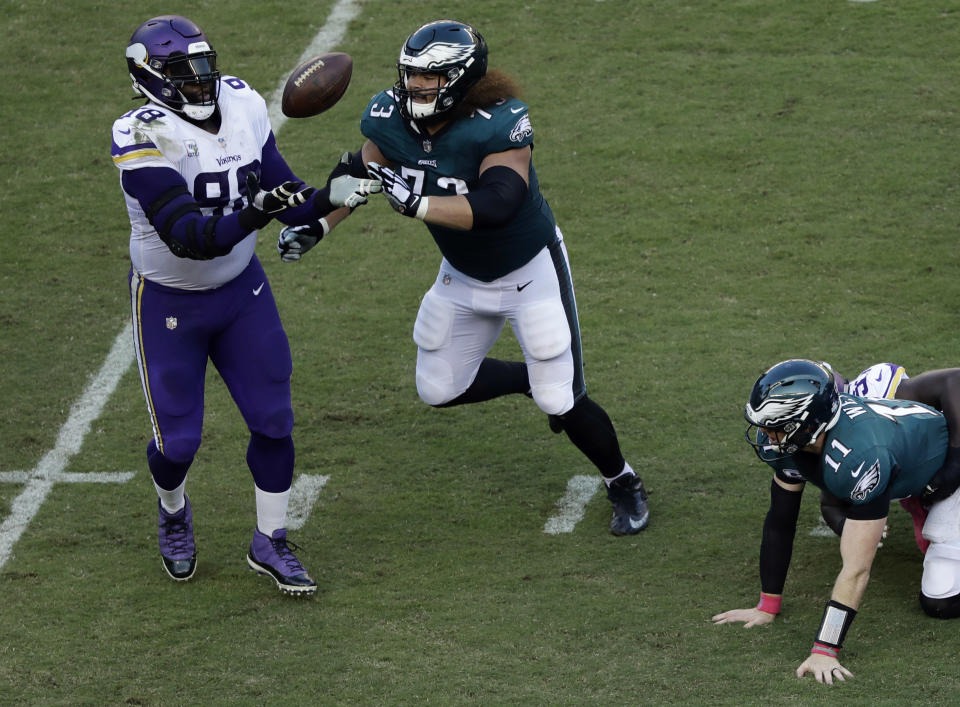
xmin=846 ymin=362 xmax=908 ymax=400
xmin=111 ymin=76 xmax=271 ymax=290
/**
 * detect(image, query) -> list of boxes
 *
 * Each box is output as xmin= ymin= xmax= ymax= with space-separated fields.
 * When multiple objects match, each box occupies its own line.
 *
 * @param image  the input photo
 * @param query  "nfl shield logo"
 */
xmin=165 ymin=316 xmax=178 ymax=330
xmin=422 ymin=140 xmax=432 ymax=153
xmin=442 ymin=273 xmax=451 ymax=286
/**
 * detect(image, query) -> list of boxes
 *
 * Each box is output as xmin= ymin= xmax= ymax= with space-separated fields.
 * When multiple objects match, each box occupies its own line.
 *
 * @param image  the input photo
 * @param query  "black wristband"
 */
xmin=815 ymin=599 xmax=857 ymax=649
xmin=347 ymin=150 xmax=368 ymax=178
xmin=311 ymin=186 xmax=335 ymax=218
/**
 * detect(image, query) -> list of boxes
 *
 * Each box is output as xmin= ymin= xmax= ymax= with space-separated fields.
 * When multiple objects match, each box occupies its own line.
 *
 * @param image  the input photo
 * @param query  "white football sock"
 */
xmin=154 ymin=479 xmax=186 ymax=514
xmin=255 ymin=486 xmax=291 ymax=536
xmin=603 ymin=462 xmax=635 ymax=487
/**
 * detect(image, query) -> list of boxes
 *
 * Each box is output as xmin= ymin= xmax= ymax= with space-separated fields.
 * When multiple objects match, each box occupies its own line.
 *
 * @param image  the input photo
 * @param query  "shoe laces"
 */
xmin=271 ymin=535 xmax=306 ymax=574
xmin=160 ymin=511 xmax=193 ymax=554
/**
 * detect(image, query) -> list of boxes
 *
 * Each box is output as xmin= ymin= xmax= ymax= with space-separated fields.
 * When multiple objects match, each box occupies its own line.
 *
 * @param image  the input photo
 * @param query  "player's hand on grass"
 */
xmin=796 ymin=652 xmax=854 ymax=685
xmin=711 ymin=607 xmax=777 ymax=628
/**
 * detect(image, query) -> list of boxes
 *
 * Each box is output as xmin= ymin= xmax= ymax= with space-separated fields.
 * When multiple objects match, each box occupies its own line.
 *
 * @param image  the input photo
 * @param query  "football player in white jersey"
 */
xmin=111 ymin=15 xmax=378 ymax=595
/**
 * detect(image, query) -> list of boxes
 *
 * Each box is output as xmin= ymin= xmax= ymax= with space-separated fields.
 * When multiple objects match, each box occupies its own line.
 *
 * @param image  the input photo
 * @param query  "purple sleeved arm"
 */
xmin=121 ymin=167 xmax=255 ymax=259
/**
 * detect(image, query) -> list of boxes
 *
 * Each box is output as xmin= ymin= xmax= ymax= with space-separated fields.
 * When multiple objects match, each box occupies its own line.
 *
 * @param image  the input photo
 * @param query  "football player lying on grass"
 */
xmin=713 ymin=360 xmax=960 ymax=684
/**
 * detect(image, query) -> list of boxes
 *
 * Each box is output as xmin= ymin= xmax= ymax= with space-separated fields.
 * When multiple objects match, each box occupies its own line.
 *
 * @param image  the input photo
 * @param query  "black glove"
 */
xmin=238 ymin=172 xmax=315 ymax=231
xmin=366 ymin=161 xmax=428 ymax=219
xmin=277 ymin=219 xmax=329 ymax=262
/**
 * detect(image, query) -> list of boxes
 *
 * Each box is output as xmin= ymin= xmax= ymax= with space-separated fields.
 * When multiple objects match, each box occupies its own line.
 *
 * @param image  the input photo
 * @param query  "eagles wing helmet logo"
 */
xmin=745 ymin=393 xmax=814 ymax=426
xmin=401 ymin=42 xmax=475 ymax=70
xmin=850 ymin=459 xmax=882 ymax=501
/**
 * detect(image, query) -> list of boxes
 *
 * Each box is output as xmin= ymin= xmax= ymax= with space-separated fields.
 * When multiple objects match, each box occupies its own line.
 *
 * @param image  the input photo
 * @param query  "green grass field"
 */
xmin=3 ymin=0 xmax=960 ymax=703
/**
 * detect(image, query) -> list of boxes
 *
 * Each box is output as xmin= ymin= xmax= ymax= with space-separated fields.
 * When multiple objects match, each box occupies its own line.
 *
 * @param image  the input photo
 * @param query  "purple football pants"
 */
xmin=128 ymin=256 xmax=294 ymax=489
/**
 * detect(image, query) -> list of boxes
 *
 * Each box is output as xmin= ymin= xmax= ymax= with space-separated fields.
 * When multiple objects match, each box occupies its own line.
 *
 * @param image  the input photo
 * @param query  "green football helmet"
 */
xmin=744 ymin=359 xmax=841 ymax=458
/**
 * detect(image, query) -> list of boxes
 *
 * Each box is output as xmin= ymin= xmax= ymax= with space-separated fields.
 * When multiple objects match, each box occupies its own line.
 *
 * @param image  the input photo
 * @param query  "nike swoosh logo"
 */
xmin=517 ymin=280 xmax=533 ymax=292
xmin=252 ymin=283 xmax=264 ymax=296
xmin=850 ymin=462 xmax=865 ymax=478
xmin=117 ymin=128 xmax=131 ymax=135
xmin=628 ymin=517 xmax=645 ymax=529
xmin=510 ymin=107 xmax=524 ymax=114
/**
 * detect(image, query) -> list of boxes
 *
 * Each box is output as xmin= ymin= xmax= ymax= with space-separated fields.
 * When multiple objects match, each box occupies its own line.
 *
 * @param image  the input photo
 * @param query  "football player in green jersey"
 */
xmin=279 ymin=19 xmax=648 ymax=534
xmin=712 ymin=359 xmax=960 ymax=685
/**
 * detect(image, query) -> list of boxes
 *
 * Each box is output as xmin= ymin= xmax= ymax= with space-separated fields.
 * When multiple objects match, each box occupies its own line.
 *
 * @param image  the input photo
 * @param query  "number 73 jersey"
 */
xmin=770 ymin=394 xmax=948 ymax=504
xmin=360 ymin=89 xmax=558 ymax=282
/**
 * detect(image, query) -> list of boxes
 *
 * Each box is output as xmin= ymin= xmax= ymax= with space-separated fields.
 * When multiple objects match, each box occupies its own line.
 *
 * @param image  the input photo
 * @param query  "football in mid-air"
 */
xmin=281 ymin=52 xmax=353 ymax=118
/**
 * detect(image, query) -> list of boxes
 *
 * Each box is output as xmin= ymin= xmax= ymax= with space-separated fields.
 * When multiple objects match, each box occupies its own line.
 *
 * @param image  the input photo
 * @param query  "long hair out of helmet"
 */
xmin=125 ymin=15 xmax=221 ymax=121
xmin=743 ymin=359 xmax=842 ymax=460
xmin=393 ymin=19 xmax=488 ymax=121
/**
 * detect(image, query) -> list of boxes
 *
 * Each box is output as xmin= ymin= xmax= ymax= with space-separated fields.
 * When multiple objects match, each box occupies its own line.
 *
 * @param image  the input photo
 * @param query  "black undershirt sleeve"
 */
xmin=759 ymin=479 xmax=803 ymax=595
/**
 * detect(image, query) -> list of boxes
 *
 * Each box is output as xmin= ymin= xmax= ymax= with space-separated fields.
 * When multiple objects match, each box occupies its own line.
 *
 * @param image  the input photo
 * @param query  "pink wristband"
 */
xmin=811 ymin=642 xmax=838 ymax=658
xmin=756 ymin=592 xmax=782 ymax=615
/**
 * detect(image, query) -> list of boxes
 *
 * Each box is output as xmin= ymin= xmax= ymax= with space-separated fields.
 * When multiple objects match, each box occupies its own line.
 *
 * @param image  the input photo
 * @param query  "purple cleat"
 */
xmin=246 ymin=528 xmax=317 ymax=596
xmin=158 ymin=496 xmax=197 ymax=581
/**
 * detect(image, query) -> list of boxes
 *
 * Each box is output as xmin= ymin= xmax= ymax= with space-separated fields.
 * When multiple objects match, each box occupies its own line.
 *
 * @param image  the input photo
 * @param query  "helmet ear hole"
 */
xmin=126 ymin=15 xmax=220 ymax=120
xmin=744 ymin=359 xmax=840 ymax=459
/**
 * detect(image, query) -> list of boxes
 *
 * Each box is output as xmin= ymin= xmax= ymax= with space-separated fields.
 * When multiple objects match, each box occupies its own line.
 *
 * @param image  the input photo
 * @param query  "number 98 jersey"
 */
xmin=361 ymin=89 xmax=558 ymax=282
xmin=110 ymin=76 xmax=269 ymax=290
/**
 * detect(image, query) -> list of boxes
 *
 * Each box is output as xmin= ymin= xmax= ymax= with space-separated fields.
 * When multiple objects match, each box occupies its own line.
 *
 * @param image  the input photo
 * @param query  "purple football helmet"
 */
xmin=125 ymin=15 xmax=221 ymax=121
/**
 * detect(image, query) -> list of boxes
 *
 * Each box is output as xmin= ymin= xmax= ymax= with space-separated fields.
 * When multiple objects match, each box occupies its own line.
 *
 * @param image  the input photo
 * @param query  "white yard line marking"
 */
xmin=0 ymin=326 xmax=134 ymax=569
xmin=810 ymin=514 xmax=836 ymax=537
xmin=543 ymin=475 xmax=601 ymax=535
xmin=0 ymin=1 xmax=362 ymax=571
xmin=266 ymin=0 xmax=363 ymax=134
xmin=286 ymin=474 xmax=330 ymax=530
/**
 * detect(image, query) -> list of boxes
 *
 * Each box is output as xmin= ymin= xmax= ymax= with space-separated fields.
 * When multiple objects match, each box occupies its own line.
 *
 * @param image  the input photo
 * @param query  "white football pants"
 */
xmin=413 ymin=230 xmax=582 ymax=416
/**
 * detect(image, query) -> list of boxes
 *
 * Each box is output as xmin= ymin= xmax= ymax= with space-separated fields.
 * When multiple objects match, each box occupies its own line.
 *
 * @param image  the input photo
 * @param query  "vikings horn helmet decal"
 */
xmin=126 ymin=15 xmax=221 ymax=121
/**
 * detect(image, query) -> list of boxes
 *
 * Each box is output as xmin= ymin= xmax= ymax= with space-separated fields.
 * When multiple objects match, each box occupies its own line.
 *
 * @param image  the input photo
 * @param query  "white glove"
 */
xmin=277 ymin=219 xmax=329 ymax=262
xmin=329 ymin=174 xmax=382 ymax=208
xmin=366 ymin=161 xmax=429 ymax=219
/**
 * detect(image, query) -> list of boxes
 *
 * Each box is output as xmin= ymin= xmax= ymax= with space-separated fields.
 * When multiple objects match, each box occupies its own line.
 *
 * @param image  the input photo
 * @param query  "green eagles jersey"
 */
xmin=360 ymin=90 xmax=557 ymax=282
xmin=758 ymin=394 xmax=948 ymax=506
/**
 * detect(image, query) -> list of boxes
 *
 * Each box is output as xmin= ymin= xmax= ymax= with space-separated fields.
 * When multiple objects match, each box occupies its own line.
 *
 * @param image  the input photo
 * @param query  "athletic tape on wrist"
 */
xmin=756 ymin=592 xmax=782 ymax=615
xmin=814 ymin=599 xmax=857 ymax=649
xmin=811 ymin=642 xmax=839 ymax=658
xmin=415 ymin=196 xmax=429 ymax=220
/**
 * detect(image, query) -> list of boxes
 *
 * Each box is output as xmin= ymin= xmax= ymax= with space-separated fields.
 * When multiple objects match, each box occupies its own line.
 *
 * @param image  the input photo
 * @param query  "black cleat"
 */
xmin=606 ymin=475 xmax=650 ymax=536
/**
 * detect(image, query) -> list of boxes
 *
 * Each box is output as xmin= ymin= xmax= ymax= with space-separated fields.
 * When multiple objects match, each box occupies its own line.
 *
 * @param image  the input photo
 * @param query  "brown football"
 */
xmin=281 ymin=52 xmax=353 ymax=118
